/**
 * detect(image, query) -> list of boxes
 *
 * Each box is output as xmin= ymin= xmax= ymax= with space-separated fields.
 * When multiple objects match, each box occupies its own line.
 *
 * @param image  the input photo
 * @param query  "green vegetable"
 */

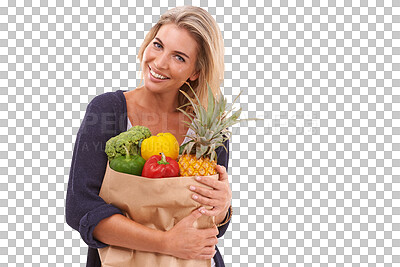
xmin=109 ymin=145 xmax=146 ymax=175
xmin=105 ymin=125 xmax=152 ymax=161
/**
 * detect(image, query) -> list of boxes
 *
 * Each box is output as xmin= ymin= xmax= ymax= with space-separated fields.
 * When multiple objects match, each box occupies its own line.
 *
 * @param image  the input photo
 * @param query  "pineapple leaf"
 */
xmin=219 ymin=143 xmax=229 ymax=154
xmin=184 ymin=82 xmax=203 ymax=112
xmin=192 ymin=118 xmax=205 ymax=136
xmin=232 ymin=89 xmax=243 ymax=105
xmin=182 ymin=120 xmax=193 ymax=127
xmin=179 ymin=141 xmax=192 ymax=155
xmin=196 ymin=144 xmax=208 ymax=159
xmin=209 ymin=143 xmax=218 ymax=161
xmin=197 ymin=107 xmax=207 ymax=131
xmin=177 ymin=82 xmax=255 ymax=163
xmin=181 ymin=134 xmax=195 ymax=141
xmin=199 ymin=136 xmax=210 ymax=146
xmin=223 ymin=101 xmax=241 ymax=119
xmin=219 ymin=97 xmax=227 ymax=119
xmin=220 ymin=108 xmax=242 ymax=130
xmin=177 ymin=102 xmax=192 ymax=109
xmin=205 ymin=130 xmax=214 ymax=141
xmin=179 ymin=90 xmax=197 ymax=111
xmin=181 ymin=122 xmax=199 ymax=137
xmin=185 ymin=141 xmax=196 ymax=156
xmin=210 ymin=150 xmax=217 ymax=162
xmin=230 ymin=108 xmax=242 ymax=120
xmin=176 ymin=107 xmax=194 ymax=122
xmin=221 ymin=90 xmax=243 ymax=120
xmin=182 ymin=82 xmax=208 ymax=127
xmin=206 ymin=83 xmax=215 ymax=126
xmin=211 ymin=98 xmax=222 ymax=123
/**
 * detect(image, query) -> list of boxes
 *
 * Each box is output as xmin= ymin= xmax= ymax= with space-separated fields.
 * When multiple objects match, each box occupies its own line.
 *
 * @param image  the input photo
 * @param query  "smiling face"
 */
xmin=141 ymin=23 xmax=200 ymax=94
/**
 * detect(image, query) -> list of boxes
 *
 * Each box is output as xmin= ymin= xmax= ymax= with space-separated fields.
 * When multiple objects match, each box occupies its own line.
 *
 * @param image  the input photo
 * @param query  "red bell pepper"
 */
xmin=142 ymin=152 xmax=180 ymax=178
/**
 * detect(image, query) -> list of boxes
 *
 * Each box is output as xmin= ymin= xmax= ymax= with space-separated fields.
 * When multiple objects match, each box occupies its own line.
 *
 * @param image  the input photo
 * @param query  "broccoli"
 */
xmin=105 ymin=125 xmax=152 ymax=161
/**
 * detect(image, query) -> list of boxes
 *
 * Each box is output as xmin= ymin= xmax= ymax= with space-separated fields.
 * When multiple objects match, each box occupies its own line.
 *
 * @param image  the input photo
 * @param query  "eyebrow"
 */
xmin=155 ymin=37 xmax=190 ymax=59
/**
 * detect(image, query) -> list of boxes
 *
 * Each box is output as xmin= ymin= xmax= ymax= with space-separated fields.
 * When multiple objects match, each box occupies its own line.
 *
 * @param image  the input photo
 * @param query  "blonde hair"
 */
xmin=137 ymin=6 xmax=225 ymax=114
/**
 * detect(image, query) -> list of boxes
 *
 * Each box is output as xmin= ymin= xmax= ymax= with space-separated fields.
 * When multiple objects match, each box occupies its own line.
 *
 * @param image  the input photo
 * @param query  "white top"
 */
xmin=126 ymin=117 xmax=216 ymax=267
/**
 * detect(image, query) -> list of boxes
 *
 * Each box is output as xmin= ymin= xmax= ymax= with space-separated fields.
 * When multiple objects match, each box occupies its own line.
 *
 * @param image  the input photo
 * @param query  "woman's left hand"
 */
xmin=189 ymin=165 xmax=232 ymax=218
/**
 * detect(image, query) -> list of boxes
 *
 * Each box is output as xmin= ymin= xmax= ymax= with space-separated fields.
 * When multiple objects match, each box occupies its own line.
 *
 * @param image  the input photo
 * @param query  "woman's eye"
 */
xmin=153 ymin=42 xmax=162 ymax=48
xmin=152 ymin=41 xmax=184 ymax=62
xmin=176 ymin=55 xmax=185 ymax=62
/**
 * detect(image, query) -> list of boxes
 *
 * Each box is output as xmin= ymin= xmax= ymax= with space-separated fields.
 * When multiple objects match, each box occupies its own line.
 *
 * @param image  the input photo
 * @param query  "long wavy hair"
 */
xmin=137 ymin=6 xmax=225 ymax=114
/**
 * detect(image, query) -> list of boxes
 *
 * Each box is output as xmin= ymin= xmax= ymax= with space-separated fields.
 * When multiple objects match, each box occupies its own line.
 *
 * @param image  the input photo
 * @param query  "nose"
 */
xmin=154 ymin=52 xmax=169 ymax=70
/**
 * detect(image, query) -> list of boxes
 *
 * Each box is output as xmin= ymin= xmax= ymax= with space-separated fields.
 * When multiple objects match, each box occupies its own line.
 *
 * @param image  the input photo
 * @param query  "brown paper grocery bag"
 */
xmin=98 ymin=161 xmax=217 ymax=267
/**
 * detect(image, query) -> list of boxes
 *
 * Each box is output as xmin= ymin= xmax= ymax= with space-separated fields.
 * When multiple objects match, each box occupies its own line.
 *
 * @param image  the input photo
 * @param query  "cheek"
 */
xmin=175 ymin=66 xmax=191 ymax=76
xmin=142 ymin=47 xmax=153 ymax=62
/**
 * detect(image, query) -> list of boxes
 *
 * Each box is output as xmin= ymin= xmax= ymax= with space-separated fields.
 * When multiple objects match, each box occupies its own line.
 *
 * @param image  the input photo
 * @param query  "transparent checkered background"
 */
xmin=1 ymin=0 xmax=399 ymax=266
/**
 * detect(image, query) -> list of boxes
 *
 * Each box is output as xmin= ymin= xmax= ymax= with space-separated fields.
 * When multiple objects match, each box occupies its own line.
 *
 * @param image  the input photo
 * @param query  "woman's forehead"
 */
xmin=155 ymin=24 xmax=199 ymax=57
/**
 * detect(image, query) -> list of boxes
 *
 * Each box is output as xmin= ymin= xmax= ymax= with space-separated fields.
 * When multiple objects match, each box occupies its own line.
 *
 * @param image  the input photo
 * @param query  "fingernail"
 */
xmin=200 ymin=208 xmax=206 ymax=214
xmin=195 ymin=176 xmax=201 ymax=181
xmin=190 ymin=185 xmax=196 ymax=190
xmin=192 ymin=194 xmax=198 ymax=200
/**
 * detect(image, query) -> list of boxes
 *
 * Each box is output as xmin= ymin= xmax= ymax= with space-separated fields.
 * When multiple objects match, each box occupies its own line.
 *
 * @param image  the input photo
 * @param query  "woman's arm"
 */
xmin=65 ymin=93 xmax=126 ymax=248
xmin=93 ymin=210 xmax=219 ymax=260
xmin=93 ymin=214 xmax=165 ymax=253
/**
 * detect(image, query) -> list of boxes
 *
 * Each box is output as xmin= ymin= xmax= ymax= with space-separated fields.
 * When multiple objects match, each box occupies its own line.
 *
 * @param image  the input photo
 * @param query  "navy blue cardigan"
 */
xmin=65 ymin=90 xmax=231 ymax=267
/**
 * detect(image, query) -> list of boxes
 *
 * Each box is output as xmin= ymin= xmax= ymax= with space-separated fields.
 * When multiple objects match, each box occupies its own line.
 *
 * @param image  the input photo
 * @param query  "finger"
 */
xmin=215 ymin=165 xmax=228 ymax=177
xmin=215 ymin=165 xmax=229 ymax=184
xmin=189 ymin=185 xmax=217 ymax=199
xmin=200 ymin=226 xmax=219 ymax=237
xmin=198 ymin=252 xmax=215 ymax=260
xmin=192 ymin=193 xmax=219 ymax=207
xmin=206 ymin=236 xmax=219 ymax=246
xmin=195 ymin=176 xmax=222 ymax=190
xmin=218 ymin=171 xmax=229 ymax=182
xmin=200 ymin=246 xmax=216 ymax=257
xmin=198 ymin=206 xmax=221 ymax=217
xmin=184 ymin=209 xmax=203 ymax=225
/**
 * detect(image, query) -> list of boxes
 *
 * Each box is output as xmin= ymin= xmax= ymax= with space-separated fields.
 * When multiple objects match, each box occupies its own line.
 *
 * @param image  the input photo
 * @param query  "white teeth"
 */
xmin=150 ymin=67 xmax=168 ymax=79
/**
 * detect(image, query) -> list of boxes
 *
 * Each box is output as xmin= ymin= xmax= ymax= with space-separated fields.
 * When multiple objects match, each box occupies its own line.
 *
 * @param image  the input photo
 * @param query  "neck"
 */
xmin=139 ymin=86 xmax=180 ymax=114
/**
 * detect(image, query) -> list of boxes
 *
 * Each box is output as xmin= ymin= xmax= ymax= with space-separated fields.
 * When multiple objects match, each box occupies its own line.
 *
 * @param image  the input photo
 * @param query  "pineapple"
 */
xmin=177 ymin=82 xmax=242 ymax=176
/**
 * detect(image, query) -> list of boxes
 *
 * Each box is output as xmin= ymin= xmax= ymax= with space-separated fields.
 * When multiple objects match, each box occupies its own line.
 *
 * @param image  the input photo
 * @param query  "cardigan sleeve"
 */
xmin=65 ymin=94 xmax=124 ymax=249
xmin=216 ymin=138 xmax=231 ymax=238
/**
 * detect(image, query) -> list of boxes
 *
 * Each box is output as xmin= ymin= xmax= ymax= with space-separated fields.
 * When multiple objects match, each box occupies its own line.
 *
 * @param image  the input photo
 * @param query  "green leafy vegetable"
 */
xmin=105 ymin=125 xmax=152 ymax=161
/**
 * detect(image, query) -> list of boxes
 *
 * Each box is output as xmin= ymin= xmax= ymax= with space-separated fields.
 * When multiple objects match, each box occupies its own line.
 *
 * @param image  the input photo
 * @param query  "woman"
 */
xmin=66 ymin=6 xmax=232 ymax=267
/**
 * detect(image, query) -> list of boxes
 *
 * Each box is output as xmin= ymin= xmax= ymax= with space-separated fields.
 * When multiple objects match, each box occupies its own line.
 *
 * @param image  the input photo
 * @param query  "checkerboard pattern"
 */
xmin=1 ymin=0 xmax=399 ymax=266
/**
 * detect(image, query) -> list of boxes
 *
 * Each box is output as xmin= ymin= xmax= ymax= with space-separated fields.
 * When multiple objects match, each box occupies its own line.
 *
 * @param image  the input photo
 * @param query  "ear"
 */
xmin=189 ymin=71 xmax=200 ymax=81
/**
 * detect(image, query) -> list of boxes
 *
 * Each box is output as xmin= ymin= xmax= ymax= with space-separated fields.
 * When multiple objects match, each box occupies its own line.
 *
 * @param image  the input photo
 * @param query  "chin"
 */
xmin=143 ymin=80 xmax=167 ymax=93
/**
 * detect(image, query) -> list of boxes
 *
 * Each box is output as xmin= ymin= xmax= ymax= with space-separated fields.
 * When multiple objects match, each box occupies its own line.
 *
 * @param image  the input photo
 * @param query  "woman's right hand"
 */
xmin=162 ymin=209 xmax=219 ymax=260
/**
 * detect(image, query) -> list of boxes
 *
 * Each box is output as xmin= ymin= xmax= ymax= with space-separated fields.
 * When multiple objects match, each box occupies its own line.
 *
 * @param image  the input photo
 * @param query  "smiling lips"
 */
xmin=149 ymin=66 xmax=169 ymax=80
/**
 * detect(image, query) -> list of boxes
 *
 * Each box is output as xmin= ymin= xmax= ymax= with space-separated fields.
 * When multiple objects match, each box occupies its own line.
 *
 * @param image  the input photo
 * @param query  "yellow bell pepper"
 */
xmin=141 ymin=133 xmax=179 ymax=161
